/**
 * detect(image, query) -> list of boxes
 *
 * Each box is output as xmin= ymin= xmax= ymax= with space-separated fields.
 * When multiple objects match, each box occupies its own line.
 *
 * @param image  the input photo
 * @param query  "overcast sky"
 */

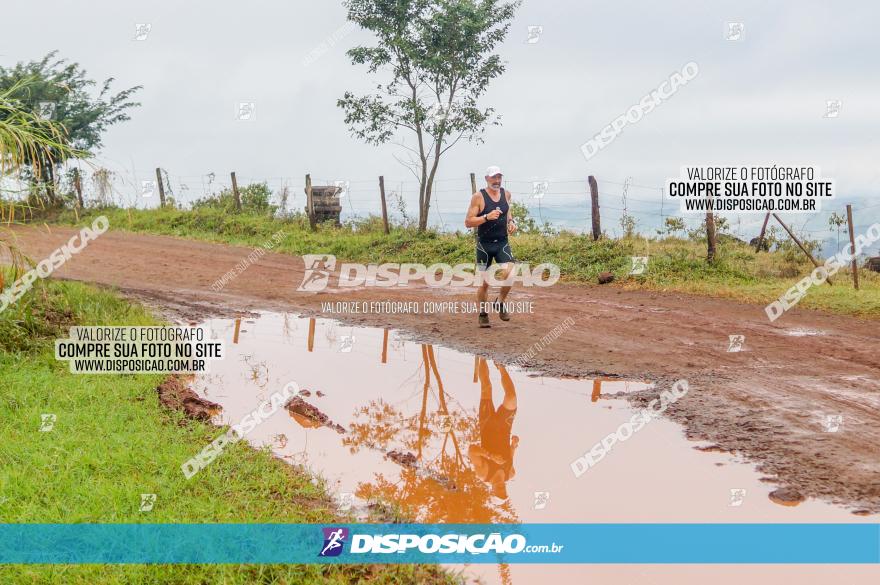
xmin=3 ymin=0 xmax=879 ymax=237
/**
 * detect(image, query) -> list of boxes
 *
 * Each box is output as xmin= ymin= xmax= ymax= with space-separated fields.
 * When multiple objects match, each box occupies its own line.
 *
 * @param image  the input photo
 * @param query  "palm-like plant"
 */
xmin=0 ymin=79 xmax=81 ymax=289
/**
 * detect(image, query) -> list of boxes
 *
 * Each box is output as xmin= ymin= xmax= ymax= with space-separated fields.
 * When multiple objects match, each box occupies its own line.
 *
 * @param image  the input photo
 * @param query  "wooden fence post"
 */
xmin=772 ymin=213 xmax=833 ymax=285
xmin=379 ymin=176 xmax=389 ymax=234
xmin=470 ymin=172 xmax=477 ymax=194
xmin=705 ymin=205 xmax=717 ymax=262
xmin=588 ymin=175 xmax=600 ymax=241
xmin=755 ymin=213 xmax=770 ymax=252
xmin=230 ymin=172 xmax=242 ymax=212
xmin=73 ymin=168 xmax=84 ymax=209
xmin=155 ymin=168 xmax=166 ymax=208
xmin=305 ymin=174 xmax=315 ymax=230
xmin=846 ymin=204 xmax=859 ymax=290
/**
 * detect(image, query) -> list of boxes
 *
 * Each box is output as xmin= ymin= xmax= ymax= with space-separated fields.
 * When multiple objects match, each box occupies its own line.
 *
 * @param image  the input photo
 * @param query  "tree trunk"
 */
xmin=417 ymin=164 xmax=428 ymax=231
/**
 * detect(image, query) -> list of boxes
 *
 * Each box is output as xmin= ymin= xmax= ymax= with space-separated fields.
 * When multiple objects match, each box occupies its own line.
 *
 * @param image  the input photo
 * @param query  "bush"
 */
xmin=192 ymin=182 xmax=276 ymax=215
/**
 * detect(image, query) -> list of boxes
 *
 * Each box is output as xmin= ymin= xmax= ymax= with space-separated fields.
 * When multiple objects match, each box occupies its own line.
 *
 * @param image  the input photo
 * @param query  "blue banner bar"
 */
xmin=1 ymin=524 xmax=877 ymax=564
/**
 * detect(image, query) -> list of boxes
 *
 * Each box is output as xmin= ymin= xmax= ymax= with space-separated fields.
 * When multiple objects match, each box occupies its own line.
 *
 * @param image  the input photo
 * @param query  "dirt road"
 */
xmin=5 ymin=224 xmax=879 ymax=513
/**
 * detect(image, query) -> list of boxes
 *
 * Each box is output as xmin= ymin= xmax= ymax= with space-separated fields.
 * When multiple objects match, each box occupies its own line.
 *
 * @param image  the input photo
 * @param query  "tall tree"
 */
xmin=339 ymin=0 xmax=519 ymax=230
xmin=0 ymin=51 xmax=141 ymax=201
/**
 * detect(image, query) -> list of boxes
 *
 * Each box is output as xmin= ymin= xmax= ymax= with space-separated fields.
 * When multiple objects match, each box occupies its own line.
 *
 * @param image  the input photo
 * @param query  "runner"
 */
xmin=468 ymin=358 xmax=519 ymax=500
xmin=464 ymin=165 xmax=517 ymax=328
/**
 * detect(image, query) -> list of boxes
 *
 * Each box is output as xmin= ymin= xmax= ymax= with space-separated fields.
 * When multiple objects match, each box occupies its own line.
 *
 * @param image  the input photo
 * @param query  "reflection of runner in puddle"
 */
xmin=469 ymin=358 xmax=518 ymax=500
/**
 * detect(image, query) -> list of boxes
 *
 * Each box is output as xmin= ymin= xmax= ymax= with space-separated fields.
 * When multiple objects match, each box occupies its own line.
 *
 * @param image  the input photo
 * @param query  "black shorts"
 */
xmin=476 ymin=239 xmax=515 ymax=271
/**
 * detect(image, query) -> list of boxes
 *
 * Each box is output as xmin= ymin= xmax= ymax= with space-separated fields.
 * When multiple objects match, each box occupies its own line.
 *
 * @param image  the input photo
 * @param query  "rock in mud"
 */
xmin=598 ymin=271 xmax=615 ymax=284
xmin=156 ymin=376 xmax=222 ymax=421
xmin=768 ymin=487 xmax=805 ymax=507
xmin=286 ymin=396 xmax=329 ymax=424
xmin=386 ymin=450 xmax=418 ymax=468
xmin=285 ymin=397 xmax=346 ymax=433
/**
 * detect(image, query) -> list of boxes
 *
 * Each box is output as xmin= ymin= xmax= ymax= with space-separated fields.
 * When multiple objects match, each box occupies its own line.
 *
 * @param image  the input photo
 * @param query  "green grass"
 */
xmin=0 ymin=276 xmax=455 ymax=584
xmin=43 ymin=205 xmax=880 ymax=319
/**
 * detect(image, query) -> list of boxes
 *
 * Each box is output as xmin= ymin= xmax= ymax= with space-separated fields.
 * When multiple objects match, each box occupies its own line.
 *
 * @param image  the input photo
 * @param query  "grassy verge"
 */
xmin=0 ymin=275 xmax=454 ymax=584
xmin=43 ymin=205 xmax=880 ymax=319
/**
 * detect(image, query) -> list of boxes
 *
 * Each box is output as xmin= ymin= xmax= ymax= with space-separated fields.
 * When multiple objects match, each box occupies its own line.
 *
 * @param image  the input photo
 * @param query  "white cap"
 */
xmin=485 ymin=165 xmax=503 ymax=177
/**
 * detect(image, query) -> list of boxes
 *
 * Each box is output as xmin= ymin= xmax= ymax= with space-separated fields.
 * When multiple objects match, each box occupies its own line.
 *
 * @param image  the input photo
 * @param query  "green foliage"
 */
xmin=339 ymin=0 xmax=520 ymax=229
xmin=192 ymin=182 xmax=277 ymax=215
xmin=828 ymin=211 xmax=847 ymax=249
xmin=619 ymin=214 xmax=637 ymax=238
xmin=509 ymin=201 xmax=554 ymax=235
xmin=659 ymin=216 xmax=686 ymax=236
xmin=688 ymin=215 xmax=730 ymax=240
xmin=776 ymin=231 xmax=823 ymax=276
xmin=0 ymin=52 xmax=141 ymax=164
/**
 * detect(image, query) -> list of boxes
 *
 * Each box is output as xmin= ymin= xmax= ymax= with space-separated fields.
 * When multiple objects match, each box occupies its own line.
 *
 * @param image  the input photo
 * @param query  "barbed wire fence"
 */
xmin=3 ymin=163 xmax=878 ymax=254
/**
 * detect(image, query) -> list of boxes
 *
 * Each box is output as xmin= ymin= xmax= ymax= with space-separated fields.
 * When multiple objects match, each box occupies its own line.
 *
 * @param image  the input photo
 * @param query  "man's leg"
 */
xmin=476 ymin=240 xmax=491 ymax=327
xmin=494 ymin=240 xmax=516 ymax=321
xmin=491 ymin=262 xmax=514 ymax=321
xmin=477 ymin=276 xmax=490 ymax=307
xmin=497 ymin=262 xmax=514 ymax=303
xmin=478 ymin=357 xmax=493 ymax=402
xmin=496 ymin=363 xmax=517 ymax=411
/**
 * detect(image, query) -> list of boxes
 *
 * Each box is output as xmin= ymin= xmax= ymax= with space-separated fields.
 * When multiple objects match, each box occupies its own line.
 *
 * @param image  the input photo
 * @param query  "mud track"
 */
xmin=5 ymin=225 xmax=879 ymax=513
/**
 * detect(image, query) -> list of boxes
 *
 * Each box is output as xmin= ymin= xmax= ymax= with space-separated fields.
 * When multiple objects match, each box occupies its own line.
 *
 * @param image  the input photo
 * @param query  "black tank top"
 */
xmin=477 ymin=188 xmax=508 ymax=242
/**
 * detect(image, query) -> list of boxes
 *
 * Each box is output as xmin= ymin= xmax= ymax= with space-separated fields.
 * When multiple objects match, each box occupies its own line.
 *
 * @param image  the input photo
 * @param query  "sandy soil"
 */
xmin=4 ymin=224 xmax=879 ymax=513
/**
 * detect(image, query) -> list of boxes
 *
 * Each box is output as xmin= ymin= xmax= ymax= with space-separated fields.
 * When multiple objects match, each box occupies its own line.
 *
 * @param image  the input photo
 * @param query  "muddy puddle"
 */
xmin=189 ymin=311 xmax=875 ymax=585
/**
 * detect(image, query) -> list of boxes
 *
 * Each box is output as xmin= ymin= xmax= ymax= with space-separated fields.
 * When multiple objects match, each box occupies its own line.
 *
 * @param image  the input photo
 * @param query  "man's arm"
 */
xmin=465 ymin=192 xmax=489 ymax=228
xmin=505 ymin=191 xmax=517 ymax=233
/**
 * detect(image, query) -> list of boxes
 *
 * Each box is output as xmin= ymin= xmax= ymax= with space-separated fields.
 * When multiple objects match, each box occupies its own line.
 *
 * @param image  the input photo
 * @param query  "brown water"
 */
xmin=190 ymin=311 xmax=877 ymax=584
